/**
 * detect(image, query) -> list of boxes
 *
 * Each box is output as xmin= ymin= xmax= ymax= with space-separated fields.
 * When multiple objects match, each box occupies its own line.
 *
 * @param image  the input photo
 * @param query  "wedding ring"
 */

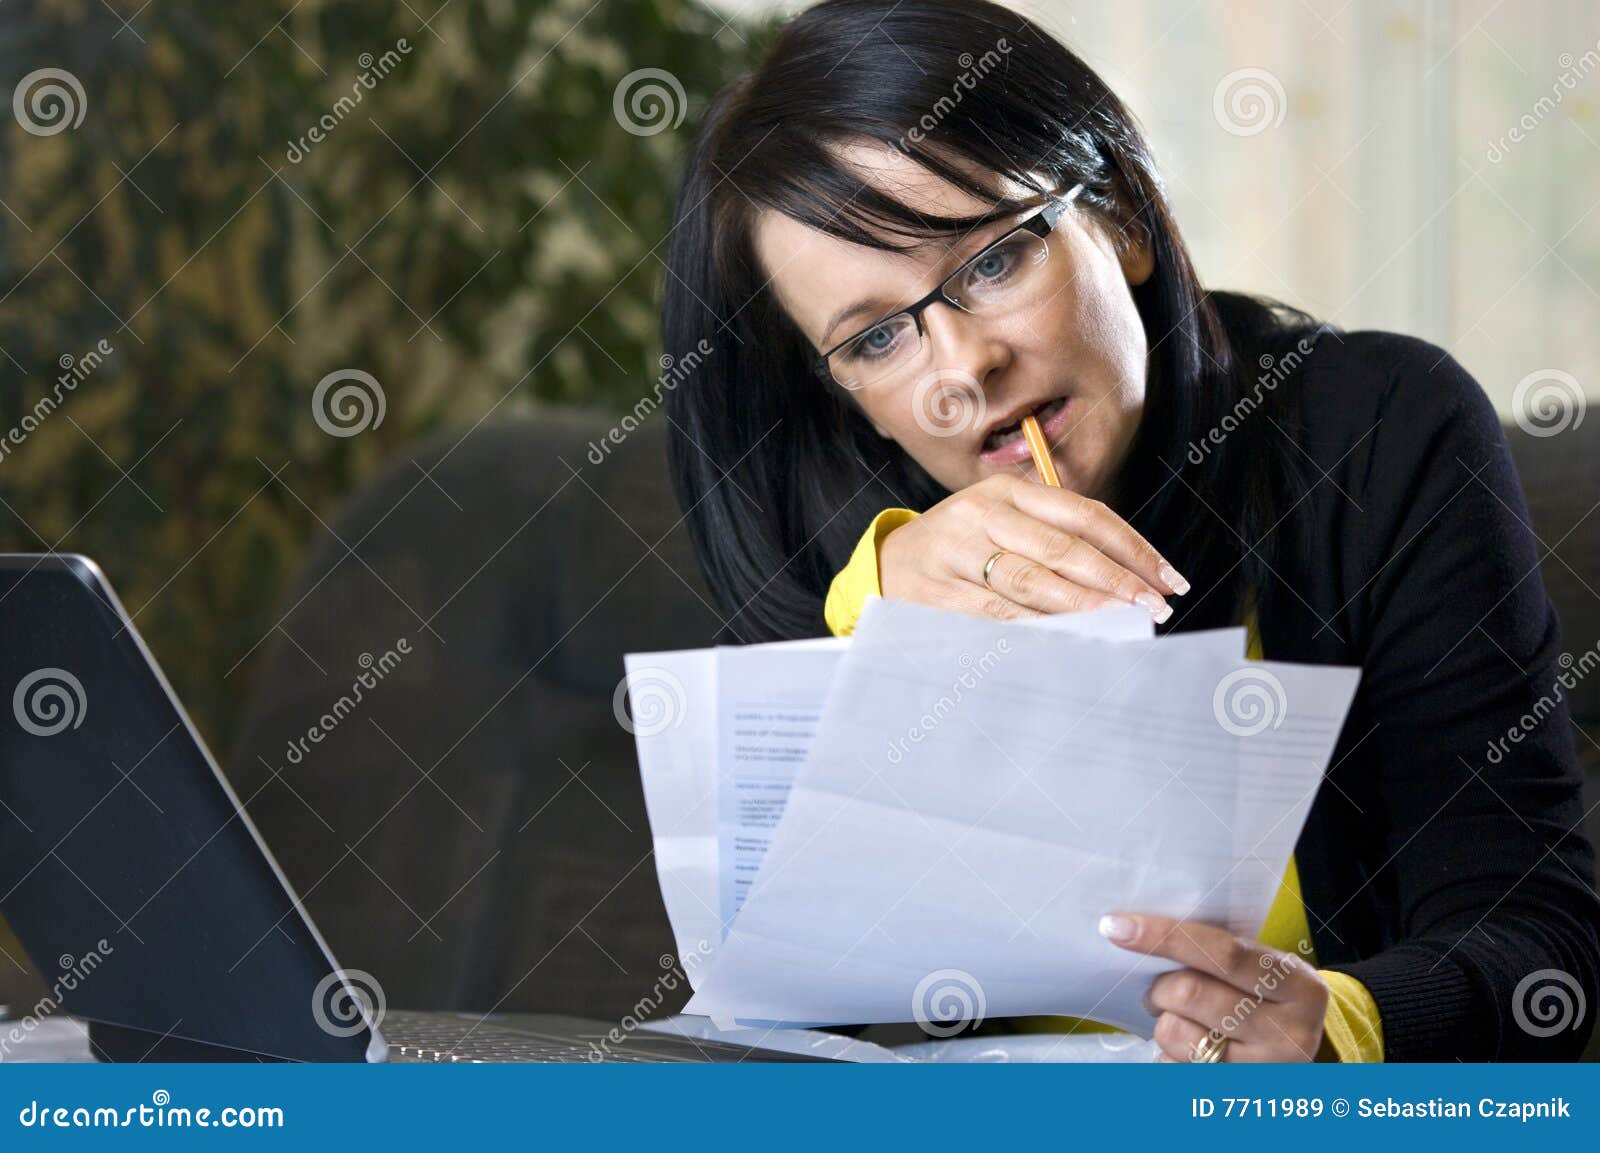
xmin=1191 ymin=1033 xmax=1229 ymax=1063
xmin=982 ymin=549 xmax=1008 ymax=591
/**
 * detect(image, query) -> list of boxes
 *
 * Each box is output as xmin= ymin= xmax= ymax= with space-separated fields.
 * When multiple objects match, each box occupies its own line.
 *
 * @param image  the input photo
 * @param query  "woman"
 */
xmin=660 ymin=0 xmax=1600 ymax=1061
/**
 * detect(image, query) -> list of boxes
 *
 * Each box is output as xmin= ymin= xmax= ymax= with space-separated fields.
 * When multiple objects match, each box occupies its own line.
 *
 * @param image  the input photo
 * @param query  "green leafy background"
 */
xmin=0 ymin=0 xmax=756 ymax=752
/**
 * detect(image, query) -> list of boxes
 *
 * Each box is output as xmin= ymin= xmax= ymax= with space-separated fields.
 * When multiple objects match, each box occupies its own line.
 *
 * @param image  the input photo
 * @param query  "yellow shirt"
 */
xmin=824 ymin=508 xmax=1384 ymax=1062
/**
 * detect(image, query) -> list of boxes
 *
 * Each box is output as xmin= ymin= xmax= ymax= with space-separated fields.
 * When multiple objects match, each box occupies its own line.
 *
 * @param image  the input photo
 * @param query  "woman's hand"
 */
xmin=877 ymin=474 xmax=1188 ymax=623
xmin=1099 ymin=912 xmax=1330 ymax=1062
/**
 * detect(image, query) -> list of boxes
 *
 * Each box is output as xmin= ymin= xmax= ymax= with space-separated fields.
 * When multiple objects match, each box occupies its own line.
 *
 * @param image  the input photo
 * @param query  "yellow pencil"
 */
xmin=1021 ymin=413 xmax=1061 ymax=488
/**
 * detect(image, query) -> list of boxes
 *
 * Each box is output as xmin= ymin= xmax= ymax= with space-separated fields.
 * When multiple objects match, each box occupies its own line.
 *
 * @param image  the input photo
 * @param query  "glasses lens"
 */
xmin=827 ymin=312 xmax=921 ymax=390
xmin=944 ymin=229 xmax=1052 ymax=313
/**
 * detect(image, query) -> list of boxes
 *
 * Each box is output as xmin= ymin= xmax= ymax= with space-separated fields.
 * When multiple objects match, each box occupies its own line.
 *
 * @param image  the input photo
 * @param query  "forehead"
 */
xmin=751 ymin=142 xmax=1034 ymax=345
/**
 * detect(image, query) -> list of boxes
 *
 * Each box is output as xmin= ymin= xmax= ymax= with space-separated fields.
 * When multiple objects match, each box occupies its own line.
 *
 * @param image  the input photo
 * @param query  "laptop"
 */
xmin=0 ymin=554 xmax=823 ymax=1063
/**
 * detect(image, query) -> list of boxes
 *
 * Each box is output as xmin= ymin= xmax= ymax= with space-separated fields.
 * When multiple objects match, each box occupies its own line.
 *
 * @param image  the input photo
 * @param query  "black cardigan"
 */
xmin=1185 ymin=329 xmax=1599 ymax=1061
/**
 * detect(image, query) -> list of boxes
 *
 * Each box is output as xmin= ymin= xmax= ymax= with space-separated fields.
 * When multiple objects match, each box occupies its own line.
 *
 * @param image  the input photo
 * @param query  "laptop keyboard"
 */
xmin=379 ymin=1010 xmax=748 ymax=1068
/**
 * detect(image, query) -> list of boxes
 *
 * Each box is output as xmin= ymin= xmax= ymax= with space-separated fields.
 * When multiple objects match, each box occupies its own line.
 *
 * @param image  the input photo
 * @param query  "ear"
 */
xmin=1119 ymin=230 xmax=1155 ymax=287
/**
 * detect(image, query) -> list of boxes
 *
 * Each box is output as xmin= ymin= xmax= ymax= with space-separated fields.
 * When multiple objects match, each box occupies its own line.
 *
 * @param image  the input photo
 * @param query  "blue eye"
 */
xmin=969 ymin=240 xmax=1024 ymax=284
xmin=862 ymin=326 xmax=896 ymax=351
xmin=840 ymin=316 xmax=915 ymax=365
xmin=973 ymin=251 xmax=1009 ymax=279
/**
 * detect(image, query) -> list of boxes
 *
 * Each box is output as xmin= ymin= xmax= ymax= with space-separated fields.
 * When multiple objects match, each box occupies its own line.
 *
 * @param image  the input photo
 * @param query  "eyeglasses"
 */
xmin=813 ymin=183 xmax=1085 ymax=391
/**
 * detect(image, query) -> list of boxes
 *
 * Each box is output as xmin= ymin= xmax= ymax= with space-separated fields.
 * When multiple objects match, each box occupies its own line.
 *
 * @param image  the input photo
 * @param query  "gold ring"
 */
xmin=1190 ymin=1033 xmax=1229 ymax=1063
xmin=982 ymin=549 xmax=1008 ymax=591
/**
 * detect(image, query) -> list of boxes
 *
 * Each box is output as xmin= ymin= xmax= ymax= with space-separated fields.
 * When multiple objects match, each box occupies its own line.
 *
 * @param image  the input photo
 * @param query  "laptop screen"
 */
xmin=0 ymin=555 xmax=379 ymax=1061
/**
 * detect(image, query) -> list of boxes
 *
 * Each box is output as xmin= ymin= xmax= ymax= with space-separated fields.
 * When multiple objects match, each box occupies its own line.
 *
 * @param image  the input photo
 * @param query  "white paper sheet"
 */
xmin=623 ymin=647 xmax=721 ymax=965
xmin=717 ymin=644 xmax=844 ymax=925
xmin=681 ymin=597 xmax=1360 ymax=1032
xmin=626 ymin=604 xmax=1158 ymax=975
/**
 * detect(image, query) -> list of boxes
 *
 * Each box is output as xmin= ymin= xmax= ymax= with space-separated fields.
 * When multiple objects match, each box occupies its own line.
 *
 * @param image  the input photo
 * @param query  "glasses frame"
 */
xmin=812 ymin=182 xmax=1086 ymax=388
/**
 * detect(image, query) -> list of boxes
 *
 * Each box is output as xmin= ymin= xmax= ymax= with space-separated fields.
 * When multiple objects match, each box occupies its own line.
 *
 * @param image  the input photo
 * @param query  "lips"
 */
xmin=981 ymin=395 xmax=1068 ymax=454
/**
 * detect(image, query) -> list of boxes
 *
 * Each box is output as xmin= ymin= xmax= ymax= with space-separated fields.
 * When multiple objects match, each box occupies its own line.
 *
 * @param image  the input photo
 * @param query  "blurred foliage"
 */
xmin=0 ymin=0 xmax=754 ymax=749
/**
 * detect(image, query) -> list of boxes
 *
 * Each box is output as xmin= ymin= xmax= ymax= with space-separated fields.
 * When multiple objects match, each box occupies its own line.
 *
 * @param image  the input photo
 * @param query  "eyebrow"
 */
xmin=820 ymin=298 xmax=891 ymax=350
xmin=816 ymin=213 xmax=1030 ymax=349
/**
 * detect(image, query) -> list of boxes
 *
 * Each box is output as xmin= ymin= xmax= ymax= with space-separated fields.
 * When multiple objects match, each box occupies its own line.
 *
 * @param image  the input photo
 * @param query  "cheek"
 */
xmin=1060 ymin=264 xmax=1148 ymax=402
xmin=848 ymin=385 xmax=978 ymax=486
xmin=854 ymin=386 xmax=944 ymax=446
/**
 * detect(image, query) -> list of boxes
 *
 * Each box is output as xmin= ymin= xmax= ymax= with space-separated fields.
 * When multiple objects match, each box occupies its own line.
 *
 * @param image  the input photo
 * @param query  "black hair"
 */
xmin=662 ymin=0 xmax=1330 ymax=642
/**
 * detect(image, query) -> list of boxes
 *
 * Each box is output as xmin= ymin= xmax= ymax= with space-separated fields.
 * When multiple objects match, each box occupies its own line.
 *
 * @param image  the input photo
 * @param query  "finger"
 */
xmin=982 ymin=503 xmax=1171 ymax=619
xmin=1006 ymin=484 xmax=1187 ymax=597
xmin=1152 ymin=1011 xmax=1223 ymax=1063
xmin=1145 ymin=968 xmax=1260 ymax=1036
xmin=976 ymin=548 xmax=1130 ymax=617
xmin=1099 ymin=914 xmax=1297 ymax=1002
xmin=949 ymin=580 xmax=1048 ymax=623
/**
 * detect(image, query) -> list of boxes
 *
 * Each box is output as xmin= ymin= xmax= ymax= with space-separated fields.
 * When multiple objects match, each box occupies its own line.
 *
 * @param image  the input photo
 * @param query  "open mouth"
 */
xmin=982 ymin=396 xmax=1068 ymax=454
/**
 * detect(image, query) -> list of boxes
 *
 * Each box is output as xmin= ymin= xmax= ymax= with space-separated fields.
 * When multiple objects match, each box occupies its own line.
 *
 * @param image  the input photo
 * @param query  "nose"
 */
xmin=920 ymin=301 xmax=1012 ymax=398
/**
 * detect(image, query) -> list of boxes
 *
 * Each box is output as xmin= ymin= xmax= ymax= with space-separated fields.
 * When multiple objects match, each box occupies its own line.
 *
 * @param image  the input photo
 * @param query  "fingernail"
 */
xmin=1159 ymin=563 xmax=1190 ymax=596
xmin=1098 ymin=914 xmax=1137 ymax=942
xmin=1135 ymin=592 xmax=1172 ymax=624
